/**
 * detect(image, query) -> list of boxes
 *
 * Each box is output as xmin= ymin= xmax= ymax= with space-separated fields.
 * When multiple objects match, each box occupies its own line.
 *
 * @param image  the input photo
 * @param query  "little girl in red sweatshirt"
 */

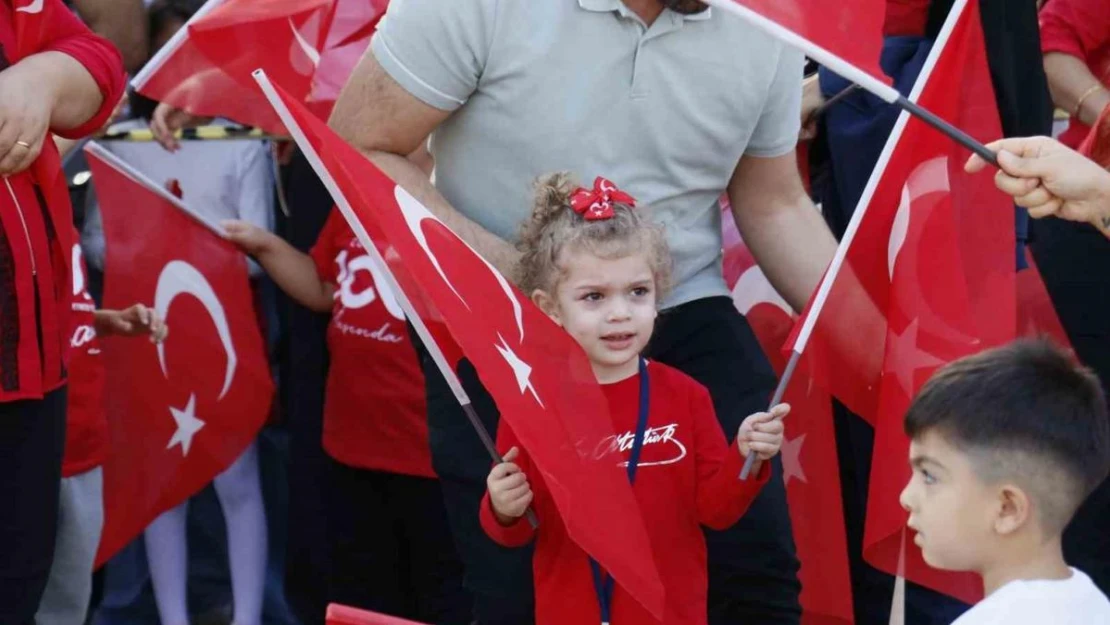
xmin=481 ymin=173 xmax=789 ymax=625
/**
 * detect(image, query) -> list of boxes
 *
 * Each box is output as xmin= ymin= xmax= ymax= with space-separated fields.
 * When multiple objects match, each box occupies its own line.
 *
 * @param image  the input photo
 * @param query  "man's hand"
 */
xmin=737 ymin=403 xmax=789 ymax=464
xmin=0 ymin=65 xmax=54 ymax=175
xmin=487 ymin=447 xmax=533 ymax=526
xmin=966 ymin=136 xmax=1110 ymax=232
xmin=151 ymin=103 xmax=212 ymax=152
xmin=95 ymin=304 xmax=168 ymax=342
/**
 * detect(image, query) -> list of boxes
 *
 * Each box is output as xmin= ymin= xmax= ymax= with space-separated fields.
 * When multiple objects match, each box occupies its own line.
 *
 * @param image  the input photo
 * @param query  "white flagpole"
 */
xmin=251 ymin=69 xmax=537 ymax=526
xmin=701 ymin=0 xmax=900 ymax=104
xmin=84 ymin=142 xmax=229 ymax=239
xmin=702 ymin=0 xmax=998 ymax=165
xmin=889 ymin=530 xmax=908 ymax=625
xmin=131 ymin=0 xmax=227 ymax=91
xmin=738 ymin=0 xmax=973 ymax=479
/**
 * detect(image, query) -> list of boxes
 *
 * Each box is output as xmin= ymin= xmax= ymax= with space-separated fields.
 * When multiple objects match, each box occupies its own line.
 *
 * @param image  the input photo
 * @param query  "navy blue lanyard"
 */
xmin=590 ymin=358 xmax=649 ymax=624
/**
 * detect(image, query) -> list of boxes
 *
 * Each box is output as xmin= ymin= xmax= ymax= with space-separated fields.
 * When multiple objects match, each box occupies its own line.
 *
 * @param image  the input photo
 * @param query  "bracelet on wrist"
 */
xmin=1074 ymin=83 xmax=1106 ymax=119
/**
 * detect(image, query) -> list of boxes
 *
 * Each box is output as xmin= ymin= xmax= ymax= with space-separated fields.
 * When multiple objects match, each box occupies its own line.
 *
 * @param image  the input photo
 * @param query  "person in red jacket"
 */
xmin=0 ymin=1 xmax=124 ymax=622
xmin=1040 ymin=0 xmax=1110 ymax=149
xmin=482 ymin=173 xmax=787 ymax=625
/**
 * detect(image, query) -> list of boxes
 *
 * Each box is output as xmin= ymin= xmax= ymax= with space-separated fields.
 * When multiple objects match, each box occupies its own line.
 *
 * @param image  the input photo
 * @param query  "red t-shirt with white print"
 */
xmin=310 ymin=208 xmax=433 ymax=478
xmin=480 ymin=360 xmax=770 ymax=625
xmin=63 ymin=246 xmax=109 ymax=478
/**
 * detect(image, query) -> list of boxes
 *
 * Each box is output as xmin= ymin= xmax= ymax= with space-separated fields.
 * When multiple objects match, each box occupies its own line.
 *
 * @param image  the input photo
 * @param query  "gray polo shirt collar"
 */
xmin=577 ymin=0 xmax=714 ymax=22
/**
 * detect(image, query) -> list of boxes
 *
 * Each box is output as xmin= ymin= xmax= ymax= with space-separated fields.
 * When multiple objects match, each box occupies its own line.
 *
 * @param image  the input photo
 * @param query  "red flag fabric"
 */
xmin=309 ymin=0 xmax=388 ymax=115
xmin=258 ymin=76 xmax=666 ymax=619
xmin=86 ymin=144 xmax=273 ymax=566
xmin=326 ymin=604 xmax=428 ymax=625
xmin=1016 ymin=251 xmax=1072 ymax=350
xmin=721 ymin=205 xmax=855 ymax=625
xmin=791 ymin=0 xmax=1015 ymax=603
xmin=132 ymin=0 xmax=331 ymax=134
xmin=718 ymin=0 xmax=887 ymax=84
xmin=1078 ymin=103 xmax=1110 ymax=169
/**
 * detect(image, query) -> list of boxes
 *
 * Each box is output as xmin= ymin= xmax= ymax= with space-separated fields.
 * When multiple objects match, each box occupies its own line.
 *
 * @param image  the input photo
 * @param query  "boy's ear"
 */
xmin=531 ymin=289 xmax=561 ymax=326
xmin=994 ymin=483 xmax=1032 ymax=536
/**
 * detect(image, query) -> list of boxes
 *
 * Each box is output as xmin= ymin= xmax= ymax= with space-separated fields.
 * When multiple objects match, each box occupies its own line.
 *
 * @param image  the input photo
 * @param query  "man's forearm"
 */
xmin=365 ymin=150 xmax=522 ymax=277
xmin=731 ymin=197 xmax=836 ymax=312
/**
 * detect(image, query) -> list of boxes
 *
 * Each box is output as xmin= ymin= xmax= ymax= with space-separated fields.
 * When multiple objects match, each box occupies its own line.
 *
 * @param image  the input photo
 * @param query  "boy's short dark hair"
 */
xmin=904 ymin=339 xmax=1109 ymax=534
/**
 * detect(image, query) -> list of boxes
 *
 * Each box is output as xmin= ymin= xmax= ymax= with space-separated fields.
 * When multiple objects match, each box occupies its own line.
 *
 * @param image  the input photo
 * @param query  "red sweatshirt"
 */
xmin=1040 ymin=0 xmax=1110 ymax=148
xmin=63 ymin=246 xmax=108 ymax=477
xmin=885 ymin=0 xmax=931 ymax=37
xmin=481 ymin=361 xmax=771 ymax=625
xmin=309 ymin=208 xmax=433 ymax=478
xmin=0 ymin=0 xmax=124 ymax=402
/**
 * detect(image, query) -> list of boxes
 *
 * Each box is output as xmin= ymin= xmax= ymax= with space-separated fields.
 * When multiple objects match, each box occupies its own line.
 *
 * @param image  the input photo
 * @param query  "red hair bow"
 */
xmin=569 ymin=177 xmax=636 ymax=221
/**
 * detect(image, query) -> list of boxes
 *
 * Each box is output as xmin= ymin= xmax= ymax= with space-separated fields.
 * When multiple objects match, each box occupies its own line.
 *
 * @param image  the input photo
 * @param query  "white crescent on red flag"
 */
xmin=787 ymin=0 xmax=1015 ymax=603
xmin=86 ymin=143 xmax=273 ymax=567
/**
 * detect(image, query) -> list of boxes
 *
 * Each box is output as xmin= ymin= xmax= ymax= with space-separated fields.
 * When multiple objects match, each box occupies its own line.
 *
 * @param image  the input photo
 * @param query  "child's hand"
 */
xmin=737 ymin=403 xmax=789 ymax=461
xmin=223 ymin=219 xmax=273 ymax=256
xmin=97 ymin=304 xmax=168 ymax=343
xmin=487 ymin=447 xmax=533 ymax=525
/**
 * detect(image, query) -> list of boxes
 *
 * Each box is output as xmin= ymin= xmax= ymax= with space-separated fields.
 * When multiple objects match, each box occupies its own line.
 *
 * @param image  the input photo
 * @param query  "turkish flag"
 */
xmin=791 ymin=0 xmax=1014 ymax=603
xmin=86 ymin=143 xmax=273 ymax=567
xmin=721 ymin=205 xmax=855 ymax=625
xmin=326 ymin=604 xmax=427 ymax=625
xmin=308 ymin=0 xmax=388 ymax=117
xmin=717 ymin=0 xmax=886 ymax=84
xmin=132 ymin=0 xmax=331 ymax=134
xmin=257 ymin=76 xmax=666 ymax=619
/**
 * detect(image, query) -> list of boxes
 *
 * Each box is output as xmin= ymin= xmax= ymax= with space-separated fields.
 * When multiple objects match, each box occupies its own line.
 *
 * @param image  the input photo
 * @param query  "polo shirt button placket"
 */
xmin=631 ymin=40 xmax=647 ymax=99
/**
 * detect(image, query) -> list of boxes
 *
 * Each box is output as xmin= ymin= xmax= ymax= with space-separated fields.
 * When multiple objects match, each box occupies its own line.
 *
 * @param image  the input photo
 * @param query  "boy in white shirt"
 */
xmin=899 ymin=339 xmax=1110 ymax=625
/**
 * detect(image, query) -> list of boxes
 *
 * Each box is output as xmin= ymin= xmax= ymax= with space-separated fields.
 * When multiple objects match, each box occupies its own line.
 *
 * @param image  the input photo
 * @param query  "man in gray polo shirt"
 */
xmin=331 ymin=0 xmax=838 ymax=623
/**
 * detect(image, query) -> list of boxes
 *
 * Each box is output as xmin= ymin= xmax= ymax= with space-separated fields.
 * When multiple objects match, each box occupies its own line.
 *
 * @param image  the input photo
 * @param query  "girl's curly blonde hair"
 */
xmin=515 ymin=172 xmax=672 ymax=299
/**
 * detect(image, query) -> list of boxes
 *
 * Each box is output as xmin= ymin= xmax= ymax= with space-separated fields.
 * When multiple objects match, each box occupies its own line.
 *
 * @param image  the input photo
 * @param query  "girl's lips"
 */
xmin=601 ymin=333 xmax=636 ymax=349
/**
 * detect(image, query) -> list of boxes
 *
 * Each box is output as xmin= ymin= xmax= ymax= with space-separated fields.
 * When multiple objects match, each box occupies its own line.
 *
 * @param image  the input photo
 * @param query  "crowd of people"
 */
xmin=0 ymin=0 xmax=1109 ymax=625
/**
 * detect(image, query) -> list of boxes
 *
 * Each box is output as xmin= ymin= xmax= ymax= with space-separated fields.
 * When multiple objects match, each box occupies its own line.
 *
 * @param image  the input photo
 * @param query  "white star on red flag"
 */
xmin=166 ymin=394 xmax=206 ymax=457
xmin=495 ymin=333 xmax=544 ymax=408
xmin=884 ymin=318 xmax=944 ymax=396
xmin=781 ymin=434 xmax=808 ymax=486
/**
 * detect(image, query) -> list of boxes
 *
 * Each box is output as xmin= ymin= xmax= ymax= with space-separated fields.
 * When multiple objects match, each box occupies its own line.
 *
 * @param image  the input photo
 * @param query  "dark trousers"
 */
xmin=417 ymin=296 xmax=802 ymax=625
xmin=0 ymin=387 xmax=67 ymax=625
xmin=649 ymin=297 xmax=802 ymax=624
xmin=1032 ymin=218 xmax=1110 ymax=594
xmin=326 ymin=461 xmax=473 ymax=624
